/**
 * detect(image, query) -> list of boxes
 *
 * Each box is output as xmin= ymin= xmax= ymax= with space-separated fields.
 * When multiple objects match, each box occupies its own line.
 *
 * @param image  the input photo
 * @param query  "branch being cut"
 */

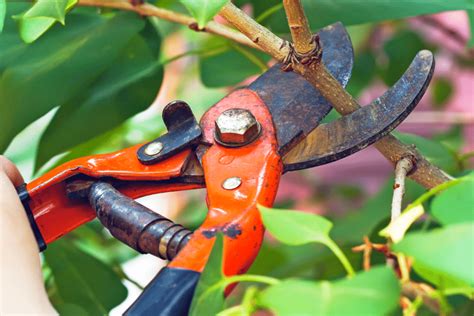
xmin=77 ymin=0 xmax=261 ymax=51
xmin=219 ymin=2 xmax=452 ymax=189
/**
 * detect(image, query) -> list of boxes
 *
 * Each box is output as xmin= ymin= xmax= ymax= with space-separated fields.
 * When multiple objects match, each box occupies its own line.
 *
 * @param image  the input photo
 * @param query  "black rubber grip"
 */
xmin=125 ymin=267 xmax=200 ymax=316
xmin=16 ymin=184 xmax=47 ymax=252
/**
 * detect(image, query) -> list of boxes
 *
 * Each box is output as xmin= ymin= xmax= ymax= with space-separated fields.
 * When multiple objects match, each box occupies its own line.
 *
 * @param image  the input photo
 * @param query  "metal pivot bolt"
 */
xmin=215 ymin=108 xmax=261 ymax=147
xmin=222 ymin=177 xmax=242 ymax=190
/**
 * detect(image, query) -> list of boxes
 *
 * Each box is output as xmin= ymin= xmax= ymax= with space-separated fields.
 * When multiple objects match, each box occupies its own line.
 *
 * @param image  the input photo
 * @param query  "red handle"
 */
xmin=169 ymin=89 xmax=282 ymax=279
xmin=24 ymin=146 xmax=202 ymax=246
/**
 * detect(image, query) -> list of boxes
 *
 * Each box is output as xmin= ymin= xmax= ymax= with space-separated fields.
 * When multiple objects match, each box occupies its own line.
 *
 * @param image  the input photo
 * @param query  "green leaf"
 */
xmin=180 ymin=0 xmax=229 ymax=29
xmin=0 ymin=0 xmax=5 ymax=33
xmin=36 ymin=32 xmax=163 ymax=169
xmin=380 ymin=30 xmax=427 ymax=86
xmin=199 ymin=41 xmax=269 ymax=88
xmin=331 ymin=179 xmax=425 ymax=244
xmin=468 ymin=8 xmax=474 ymax=47
xmin=432 ymin=77 xmax=454 ymax=109
xmin=189 ymin=233 xmax=226 ymax=316
xmin=346 ymin=51 xmax=376 ymax=97
xmin=431 ymin=177 xmax=474 ymax=225
xmin=44 ymin=238 xmax=128 ymax=314
xmin=258 ymin=206 xmax=333 ymax=246
xmin=234 ymin=0 xmax=281 ymax=19
xmin=433 ymin=125 xmax=465 ymax=153
xmin=0 ymin=9 xmax=146 ymax=153
xmin=396 ymin=132 xmax=458 ymax=172
xmin=264 ymin=0 xmax=474 ymax=33
xmin=393 ymin=223 xmax=474 ymax=293
xmin=14 ymin=0 xmax=77 ymax=43
xmin=258 ymin=206 xmax=355 ymax=276
xmin=0 ymin=3 xmax=29 ymax=71
xmin=259 ymin=267 xmax=400 ymax=316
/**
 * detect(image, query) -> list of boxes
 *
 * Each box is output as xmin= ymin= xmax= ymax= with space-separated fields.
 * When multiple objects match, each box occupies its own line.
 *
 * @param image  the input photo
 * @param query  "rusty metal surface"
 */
xmin=248 ymin=22 xmax=354 ymax=155
xmin=283 ymin=50 xmax=435 ymax=171
xmin=88 ymin=182 xmax=191 ymax=260
xmin=137 ymin=101 xmax=202 ymax=165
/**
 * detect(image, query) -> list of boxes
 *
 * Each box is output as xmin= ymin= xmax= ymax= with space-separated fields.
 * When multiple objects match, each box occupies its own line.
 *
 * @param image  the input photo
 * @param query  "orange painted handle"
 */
xmin=169 ymin=89 xmax=282 ymax=279
xmin=25 ymin=146 xmax=202 ymax=245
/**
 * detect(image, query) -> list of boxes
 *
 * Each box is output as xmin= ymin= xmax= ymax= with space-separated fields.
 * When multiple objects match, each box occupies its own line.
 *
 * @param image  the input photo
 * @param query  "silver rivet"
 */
xmin=222 ymin=177 xmax=242 ymax=190
xmin=144 ymin=142 xmax=163 ymax=156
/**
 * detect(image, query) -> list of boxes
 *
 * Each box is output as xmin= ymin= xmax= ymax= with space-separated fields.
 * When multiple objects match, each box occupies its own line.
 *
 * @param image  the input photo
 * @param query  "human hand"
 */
xmin=0 ymin=156 xmax=56 ymax=315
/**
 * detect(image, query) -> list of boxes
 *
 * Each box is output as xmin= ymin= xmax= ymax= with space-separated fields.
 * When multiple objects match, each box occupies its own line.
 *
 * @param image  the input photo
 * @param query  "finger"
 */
xmin=0 ymin=155 xmax=24 ymax=187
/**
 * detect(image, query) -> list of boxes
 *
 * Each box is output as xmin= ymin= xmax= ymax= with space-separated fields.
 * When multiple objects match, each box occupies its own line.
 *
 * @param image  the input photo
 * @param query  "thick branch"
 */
xmin=220 ymin=2 xmax=452 ymax=189
xmin=77 ymin=0 xmax=261 ymax=50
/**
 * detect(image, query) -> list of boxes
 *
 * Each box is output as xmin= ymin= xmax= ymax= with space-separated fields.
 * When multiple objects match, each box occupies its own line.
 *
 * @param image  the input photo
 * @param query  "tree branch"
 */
xmin=402 ymin=282 xmax=441 ymax=314
xmin=282 ymin=0 xmax=314 ymax=53
xmin=219 ymin=2 xmax=452 ymax=189
xmin=391 ymin=157 xmax=414 ymax=221
xmin=77 ymin=0 xmax=261 ymax=51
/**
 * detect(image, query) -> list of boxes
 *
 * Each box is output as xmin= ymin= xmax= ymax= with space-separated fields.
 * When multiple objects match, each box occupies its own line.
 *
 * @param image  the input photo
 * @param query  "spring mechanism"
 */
xmin=87 ymin=182 xmax=191 ymax=260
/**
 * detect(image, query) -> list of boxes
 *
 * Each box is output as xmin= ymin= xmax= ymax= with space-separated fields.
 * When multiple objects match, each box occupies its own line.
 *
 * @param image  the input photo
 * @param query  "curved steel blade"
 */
xmin=249 ymin=22 xmax=354 ymax=155
xmin=283 ymin=50 xmax=435 ymax=172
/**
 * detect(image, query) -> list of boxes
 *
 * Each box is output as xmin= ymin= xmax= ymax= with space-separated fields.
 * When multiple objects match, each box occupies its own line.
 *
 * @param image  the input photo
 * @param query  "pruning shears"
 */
xmin=17 ymin=23 xmax=434 ymax=315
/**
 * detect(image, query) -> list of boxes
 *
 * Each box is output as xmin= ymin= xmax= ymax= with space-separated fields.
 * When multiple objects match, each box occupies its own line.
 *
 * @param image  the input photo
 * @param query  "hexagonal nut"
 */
xmin=215 ymin=108 xmax=261 ymax=146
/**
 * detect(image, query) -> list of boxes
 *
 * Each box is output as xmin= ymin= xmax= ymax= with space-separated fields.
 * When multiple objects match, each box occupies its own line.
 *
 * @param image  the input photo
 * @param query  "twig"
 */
xmin=219 ymin=3 xmax=289 ymax=58
xmin=391 ymin=157 xmax=414 ymax=221
xmin=402 ymin=282 xmax=441 ymax=314
xmin=77 ymin=0 xmax=261 ymax=51
xmin=282 ymin=0 xmax=314 ymax=53
xmin=219 ymin=2 xmax=452 ymax=189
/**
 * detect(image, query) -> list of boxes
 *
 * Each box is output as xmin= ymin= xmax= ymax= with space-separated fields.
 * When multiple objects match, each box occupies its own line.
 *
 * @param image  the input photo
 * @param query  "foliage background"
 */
xmin=1 ymin=0 xmax=473 ymax=314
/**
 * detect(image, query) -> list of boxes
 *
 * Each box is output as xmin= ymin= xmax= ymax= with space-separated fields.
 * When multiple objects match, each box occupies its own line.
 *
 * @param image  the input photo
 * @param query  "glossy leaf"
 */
xmin=432 ymin=77 xmax=454 ymax=109
xmin=431 ymin=177 xmax=474 ymax=225
xmin=380 ymin=30 xmax=428 ymax=86
xmin=469 ymin=7 xmax=474 ymax=47
xmin=233 ymin=0 xmax=281 ymax=19
xmin=199 ymin=40 xmax=269 ymax=88
xmin=36 ymin=32 xmax=163 ymax=169
xmin=433 ymin=125 xmax=465 ymax=153
xmin=0 ymin=0 xmax=5 ymax=32
xmin=331 ymin=179 xmax=425 ymax=244
xmin=346 ymin=51 xmax=376 ymax=97
xmin=189 ymin=233 xmax=225 ymax=316
xmin=258 ymin=206 xmax=355 ymax=276
xmin=44 ymin=239 xmax=128 ymax=315
xmin=259 ymin=267 xmax=400 ymax=316
xmin=180 ymin=0 xmax=228 ymax=28
xmin=0 ymin=8 xmax=146 ymax=153
xmin=0 ymin=2 xmax=28 ymax=71
xmin=14 ymin=0 xmax=77 ymax=43
xmin=259 ymin=206 xmax=333 ymax=246
xmin=393 ymin=223 xmax=474 ymax=293
xmin=264 ymin=0 xmax=473 ymax=33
